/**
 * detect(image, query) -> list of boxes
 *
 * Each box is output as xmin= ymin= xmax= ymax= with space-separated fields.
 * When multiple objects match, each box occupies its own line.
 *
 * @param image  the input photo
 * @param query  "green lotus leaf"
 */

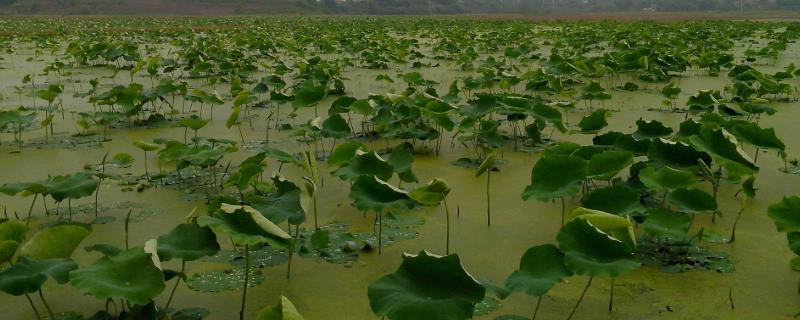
xmin=321 ymin=113 xmax=351 ymax=139
xmin=578 ymin=109 xmax=608 ymax=134
xmin=0 ymin=241 xmax=19 ymax=263
xmin=70 ymin=247 xmax=165 ymax=306
xmin=256 ymin=296 xmax=305 ymax=320
xmin=178 ymin=115 xmax=210 ymax=131
xmin=367 ymin=250 xmax=485 ymax=320
xmin=638 ymin=165 xmax=696 ymax=191
xmin=157 ymin=218 xmax=220 ymax=262
xmin=505 ymin=244 xmax=571 ymax=297
xmin=522 ymin=154 xmax=587 ymax=202
xmin=556 ymin=219 xmax=639 ymax=277
xmin=263 ymin=147 xmax=298 ymax=165
xmin=133 ymin=140 xmax=160 ymax=152
xmin=542 ymin=142 xmax=581 ymax=157
xmin=642 ymin=209 xmax=690 ymax=240
xmin=225 ymin=163 xmax=263 ymax=192
xmin=292 ymin=81 xmax=326 ymax=108
xmin=20 ymin=223 xmax=91 ymax=260
xmin=0 ymin=257 xmax=77 ymax=295
xmin=198 ymin=203 xmax=291 ymax=248
xmin=647 ymin=138 xmax=710 ymax=169
xmin=787 ymin=232 xmax=800 ymax=256
xmin=350 ymin=176 xmax=415 ymax=212
xmin=582 ymin=185 xmax=644 ymax=216
xmin=587 ymin=150 xmax=633 ymax=180
xmin=632 ymin=119 xmax=673 ymax=140
xmin=768 ymin=196 xmax=800 ymax=233
xmin=668 ymin=188 xmax=717 ymax=213
xmin=409 ymin=178 xmax=451 ymax=206
xmin=689 ymin=126 xmax=758 ymax=173
xmin=389 ymin=143 xmax=418 ymax=183
xmin=332 ymin=150 xmax=394 ymax=182
xmin=247 ymin=176 xmax=305 ymax=225
xmin=567 ymin=207 xmax=636 ymax=249
xmin=475 ymin=153 xmax=496 ymax=177
xmin=0 ymin=220 xmax=28 ymax=244
xmin=46 ymin=173 xmax=99 ymax=202
xmin=327 ymin=141 xmax=366 ymax=167
xmin=731 ymin=123 xmax=785 ymax=151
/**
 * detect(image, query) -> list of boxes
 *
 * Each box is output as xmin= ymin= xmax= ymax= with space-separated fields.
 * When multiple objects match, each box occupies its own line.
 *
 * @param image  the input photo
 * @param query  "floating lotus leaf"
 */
xmin=157 ymin=219 xmax=220 ymax=262
xmin=20 ymin=223 xmax=91 ymax=260
xmin=350 ymin=176 xmax=415 ymax=212
xmin=505 ymin=244 xmax=571 ymax=297
xmin=642 ymin=209 xmax=690 ymax=240
xmin=638 ymin=165 xmax=696 ymax=191
xmin=582 ymin=185 xmax=644 ymax=216
xmin=0 ymin=257 xmax=77 ymax=295
xmin=70 ymin=247 xmax=165 ymax=305
xmin=689 ymin=126 xmax=758 ymax=173
xmin=332 ymin=150 xmax=394 ymax=182
xmin=587 ymin=150 xmax=633 ymax=180
xmin=409 ymin=178 xmax=451 ymax=206
xmin=556 ymin=219 xmax=639 ymax=277
xmin=668 ymin=188 xmax=717 ymax=213
xmin=522 ymin=154 xmax=587 ymax=202
xmin=768 ymin=196 xmax=800 ymax=233
xmin=198 ymin=203 xmax=291 ymax=248
xmin=256 ymin=296 xmax=305 ymax=320
xmin=367 ymin=251 xmax=485 ymax=320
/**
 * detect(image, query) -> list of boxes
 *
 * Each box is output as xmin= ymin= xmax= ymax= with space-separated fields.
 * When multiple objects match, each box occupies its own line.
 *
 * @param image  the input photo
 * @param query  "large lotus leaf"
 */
xmin=571 ymin=145 xmax=606 ymax=161
xmin=578 ymin=109 xmax=608 ymax=133
xmin=668 ymin=188 xmax=717 ymax=213
xmin=0 ymin=181 xmax=47 ymax=196
xmin=587 ymin=150 xmax=633 ymax=180
xmin=292 ymin=81 xmax=326 ymax=108
xmin=247 ymin=176 xmax=305 ymax=225
xmin=582 ymin=185 xmax=644 ymax=216
xmin=70 ymin=247 xmax=165 ymax=306
xmin=321 ymin=113 xmax=351 ymax=139
xmin=542 ymin=142 xmax=581 ymax=157
xmin=556 ymin=219 xmax=639 ymax=277
xmin=530 ymin=102 xmax=567 ymax=133
xmin=567 ymin=207 xmax=636 ymax=249
xmin=256 ymin=296 xmax=305 ymax=320
xmin=0 ymin=240 xmax=20 ymax=263
xmin=368 ymin=251 xmax=485 ymax=320
xmin=505 ymin=244 xmax=571 ymax=297
xmin=522 ymin=154 xmax=587 ymax=202
xmin=350 ymin=176 xmax=415 ymax=212
xmin=332 ymin=150 xmax=394 ymax=182
xmin=731 ymin=123 xmax=785 ymax=151
xmin=198 ymin=204 xmax=291 ymax=247
xmin=225 ymin=163 xmax=263 ymax=191
xmin=689 ymin=126 xmax=758 ymax=173
xmin=327 ymin=141 xmax=366 ymax=167
xmin=638 ymin=166 xmax=696 ymax=191
xmin=263 ymin=147 xmax=298 ymax=165
xmin=632 ymin=119 xmax=673 ymax=140
xmin=768 ymin=196 xmax=800 ymax=233
xmin=389 ymin=143 xmax=418 ymax=183
xmin=133 ymin=140 xmax=160 ymax=152
xmin=157 ymin=219 xmax=220 ymax=262
xmin=0 ymin=220 xmax=28 ymax=243
xmin=647 ymin=138 xmax=710 ymax=169
xmin=20 ymin=223 xmax=91 ymax=260
xmin=642 ymin=209 xmax=690 ymax=240
xmin=46 ymin=173 xmax=99 ymax=202
xmin=787 ymin=233 xmax=800 ymax=256
xmin=0 ymin=257 xmax=77 ymax=295
xmin=613 ymin=134 xmax=651 ymax=155
xmin=409 ymin=178 xmax=451 ymax=206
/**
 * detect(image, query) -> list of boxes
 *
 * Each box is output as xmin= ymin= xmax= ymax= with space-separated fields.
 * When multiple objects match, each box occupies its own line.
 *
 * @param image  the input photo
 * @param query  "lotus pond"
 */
xmin=1 ymin=16 xmax=800 ymax=320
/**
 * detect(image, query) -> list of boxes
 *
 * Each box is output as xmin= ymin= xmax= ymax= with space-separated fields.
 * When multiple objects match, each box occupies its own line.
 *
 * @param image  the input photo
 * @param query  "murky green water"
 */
xmin=1 ymin=28 xmax=800 ymax=320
